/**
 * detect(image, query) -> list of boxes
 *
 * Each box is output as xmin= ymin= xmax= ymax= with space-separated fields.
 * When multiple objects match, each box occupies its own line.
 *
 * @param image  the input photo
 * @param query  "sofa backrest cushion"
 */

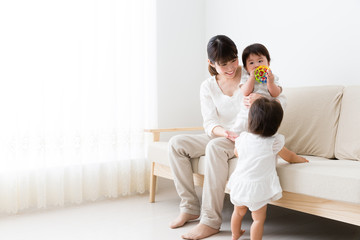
xmin=278 ymin=85 xmax=343 ymax=158
xmin=335 ymin=86 xmax=360 ymax=161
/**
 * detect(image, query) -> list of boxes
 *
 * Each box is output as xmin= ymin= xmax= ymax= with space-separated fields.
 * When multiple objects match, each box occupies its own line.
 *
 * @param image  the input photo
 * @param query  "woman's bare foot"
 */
xmin=181 ymin=223 xmax=219 ymax=239
xmin=170 ymin=213 xmax=200 ymax=229
xmin=232 ymin=229 xmax=245 ymax=240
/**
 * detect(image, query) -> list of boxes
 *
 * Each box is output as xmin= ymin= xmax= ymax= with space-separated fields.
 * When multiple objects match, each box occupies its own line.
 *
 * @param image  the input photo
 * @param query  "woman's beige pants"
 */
xmin=168 ymin=134 xmax=235 ymax=229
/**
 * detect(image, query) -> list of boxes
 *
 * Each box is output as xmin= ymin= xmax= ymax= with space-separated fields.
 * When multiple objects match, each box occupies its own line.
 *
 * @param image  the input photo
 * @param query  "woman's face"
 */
xmin=213 ymin=58 xmax=239 ymax=79
xmin=245 ymin=54 xmax=269 ymax=73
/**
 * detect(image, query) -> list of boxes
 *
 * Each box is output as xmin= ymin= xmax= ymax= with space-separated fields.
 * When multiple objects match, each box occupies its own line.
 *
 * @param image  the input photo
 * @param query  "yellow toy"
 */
xmin=255 ymin=65 xmax=269 ymax=83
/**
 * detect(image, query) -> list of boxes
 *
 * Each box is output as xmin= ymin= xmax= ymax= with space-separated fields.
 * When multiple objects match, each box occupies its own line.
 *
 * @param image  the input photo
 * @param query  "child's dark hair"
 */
xmin=207 ymin=35 xmax=238 ymax=76
xmin=248 ymin=98 xmax=283 ymax=137
xmin=242 ymin=43 xmax=271 ymax=71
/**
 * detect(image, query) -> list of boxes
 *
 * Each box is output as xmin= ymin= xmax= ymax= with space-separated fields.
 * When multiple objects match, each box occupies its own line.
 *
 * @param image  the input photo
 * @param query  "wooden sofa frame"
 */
xmin=145 ymin=127 xmax=360 ymax=227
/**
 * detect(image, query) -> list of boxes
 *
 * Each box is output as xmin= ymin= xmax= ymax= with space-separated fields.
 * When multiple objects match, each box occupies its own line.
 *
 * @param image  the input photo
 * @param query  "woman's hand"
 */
xmin=243 ymin=93 xmax=263 ymax=108
xmin=212 ymin=126 xmax=238 ymax=141
xmin=225 ymin=130 xmax=238 ymax=142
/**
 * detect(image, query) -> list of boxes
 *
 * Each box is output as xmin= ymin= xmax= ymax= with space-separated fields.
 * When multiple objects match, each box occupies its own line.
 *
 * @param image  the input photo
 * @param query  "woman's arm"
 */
xmin=276 ymin=91 xmax=287 ymax=110
xmin=200 ymin=79 xmax=240 ymax=141
xmin=278 ymin=147 xmax=309 ymax=163
xmin=200 ymin=81 xmax=222 ymax=136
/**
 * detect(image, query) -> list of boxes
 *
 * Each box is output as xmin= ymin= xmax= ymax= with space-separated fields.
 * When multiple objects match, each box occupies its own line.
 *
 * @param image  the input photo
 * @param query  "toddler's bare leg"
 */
xmin=231 ymin=206 xmax=247 ymax=240
xmin=250 ymin=205 xmax=267 ymax=240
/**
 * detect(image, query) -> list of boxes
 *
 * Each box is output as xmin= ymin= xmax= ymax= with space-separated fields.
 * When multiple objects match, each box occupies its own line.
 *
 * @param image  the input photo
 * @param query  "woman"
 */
xmin=169 ymin=35 xmax=290 ymax=240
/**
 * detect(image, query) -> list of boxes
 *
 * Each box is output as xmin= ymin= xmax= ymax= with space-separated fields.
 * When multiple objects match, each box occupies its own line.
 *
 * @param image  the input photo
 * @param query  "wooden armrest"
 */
xmin=144 ymin=127 xmax=203 ymax=142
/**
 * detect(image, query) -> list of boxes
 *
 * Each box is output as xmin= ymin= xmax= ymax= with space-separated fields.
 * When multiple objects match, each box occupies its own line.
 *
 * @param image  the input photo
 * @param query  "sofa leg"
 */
xmin=149 ymin=162 xmax=157 ymax=203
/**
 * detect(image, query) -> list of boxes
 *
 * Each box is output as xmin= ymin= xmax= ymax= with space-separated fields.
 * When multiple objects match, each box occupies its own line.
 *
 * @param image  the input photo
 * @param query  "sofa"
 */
xmin=145 ymin=85 xmax=360 ymax=226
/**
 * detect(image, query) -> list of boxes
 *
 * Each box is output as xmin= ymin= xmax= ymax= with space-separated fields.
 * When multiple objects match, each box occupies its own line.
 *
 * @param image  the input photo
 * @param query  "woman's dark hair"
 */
xmin=248 ymin=98 xmax=283 ymax=137
xmin=207 ymin=35 xmax=238 ymax=76
xmin=242 ymin=43 xmax=271 ymax=71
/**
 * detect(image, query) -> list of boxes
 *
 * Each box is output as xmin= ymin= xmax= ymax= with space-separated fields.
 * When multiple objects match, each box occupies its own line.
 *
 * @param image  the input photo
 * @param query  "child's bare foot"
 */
xmin=232 ymin=229 xmax=245 ymax=240
xmin=181 ymin=223 xmax=219 ymax=239
xmin=170 ymin=213 xmax=199 ymax=229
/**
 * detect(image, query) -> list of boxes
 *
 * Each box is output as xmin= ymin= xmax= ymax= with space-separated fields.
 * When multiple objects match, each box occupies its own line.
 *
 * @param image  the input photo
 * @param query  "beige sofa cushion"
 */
xmin=276 ymin=156 xmax=360 ymax=204
xmin=278 ymin=86 xmax=344 ymax=158
xmin=148 ymin=142 xmax=170 ymax=166
xmin=335 ymin=86 xmax=360 ymax=161
xmin=148 ymin=141 xmax=360 ymax=204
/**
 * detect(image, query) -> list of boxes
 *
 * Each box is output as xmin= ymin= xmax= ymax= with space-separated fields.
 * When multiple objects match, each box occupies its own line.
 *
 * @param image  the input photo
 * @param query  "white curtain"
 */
xmin=0 ymin=0 xmax=156 ymax=214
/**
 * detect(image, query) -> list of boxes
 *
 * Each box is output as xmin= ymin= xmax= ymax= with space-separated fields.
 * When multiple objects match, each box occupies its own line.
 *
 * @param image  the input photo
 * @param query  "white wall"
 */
xmin=156 ymin=0 xmax=206 ymax=131
xmin=205 ymin=0 xmax=360 ymax=87
xmin=156 ymin=0 xmax=360 ymax=135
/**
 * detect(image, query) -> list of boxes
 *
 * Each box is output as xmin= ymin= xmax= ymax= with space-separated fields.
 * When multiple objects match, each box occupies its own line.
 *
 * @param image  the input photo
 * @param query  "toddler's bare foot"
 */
xmin=232 ymin=229 xmax=245 ymax=240
xmin=181 ymin=223 xmax=219 ymax=239
xmin=170 ymin=213 xmax=199 ymax=229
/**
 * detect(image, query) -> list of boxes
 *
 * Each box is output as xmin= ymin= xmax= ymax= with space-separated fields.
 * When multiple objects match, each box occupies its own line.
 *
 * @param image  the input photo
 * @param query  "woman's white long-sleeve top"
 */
xmin=200 ymin=72 xmax=287 ymax=137
xmin=200 ymin=75 xmax=243 ymax=137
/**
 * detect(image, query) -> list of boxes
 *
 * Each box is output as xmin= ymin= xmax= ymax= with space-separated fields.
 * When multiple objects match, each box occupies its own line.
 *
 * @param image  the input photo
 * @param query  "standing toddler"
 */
xmin=227 ymin=98 xmax=308 ymax=240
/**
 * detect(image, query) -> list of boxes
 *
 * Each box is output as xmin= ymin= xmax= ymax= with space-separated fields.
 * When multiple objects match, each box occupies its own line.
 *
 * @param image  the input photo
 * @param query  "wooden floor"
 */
xmin=0 ymin=178 xmax=359 ymax=240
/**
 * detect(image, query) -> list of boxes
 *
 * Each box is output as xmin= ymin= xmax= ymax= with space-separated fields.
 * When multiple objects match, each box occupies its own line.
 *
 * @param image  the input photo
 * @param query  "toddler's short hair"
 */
xmin=248 ymin=98 xmax=283 ymax=137
xmin=242 ymin=43 xmax=271 ymax=71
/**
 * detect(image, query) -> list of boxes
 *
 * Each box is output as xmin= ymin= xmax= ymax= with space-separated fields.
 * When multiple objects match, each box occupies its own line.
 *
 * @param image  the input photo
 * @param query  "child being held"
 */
xmin=227 ymin=98 xmax=308 ymax=240
xmin=232 ymin=43 xmax=283 ymax=134
xmin=240 ymin=43 xmax=281 ymax=99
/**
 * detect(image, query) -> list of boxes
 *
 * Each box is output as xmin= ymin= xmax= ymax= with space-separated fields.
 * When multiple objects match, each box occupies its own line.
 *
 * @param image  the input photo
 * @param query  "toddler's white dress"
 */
xmin=227 ymin=132 xmax=285 ymax=211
